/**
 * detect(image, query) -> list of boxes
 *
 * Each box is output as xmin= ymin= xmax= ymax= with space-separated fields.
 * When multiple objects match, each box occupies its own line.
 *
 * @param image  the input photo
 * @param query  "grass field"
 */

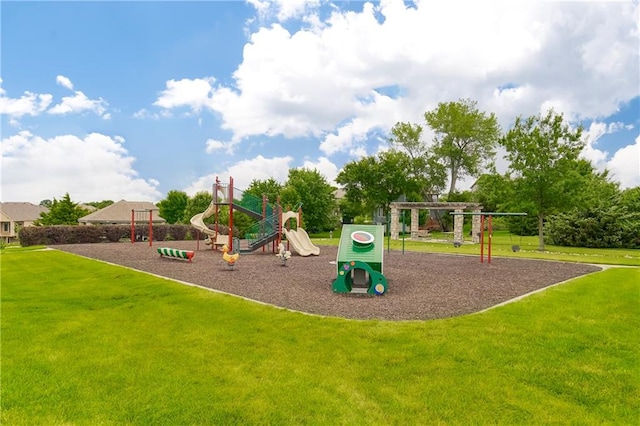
xmin=313 ymin=230 xmax=640 ymax=266
xmin=1 ymin=247 xmax=639 ymax=424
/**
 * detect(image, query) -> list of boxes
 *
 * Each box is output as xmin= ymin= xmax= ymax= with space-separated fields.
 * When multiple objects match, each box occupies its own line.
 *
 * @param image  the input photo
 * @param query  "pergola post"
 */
xmin=411 ymin=208 xmax=419 ymax=239
xmin=390 ymin=205 xmax=399 ymax=240
xmin=453 ymin=209 xmax=464 ymax=244
xmin=471 ymin=209 xmax=482 ymax=243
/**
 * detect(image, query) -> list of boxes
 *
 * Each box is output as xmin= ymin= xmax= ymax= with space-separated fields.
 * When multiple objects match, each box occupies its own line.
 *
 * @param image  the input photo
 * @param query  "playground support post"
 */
xmin=228 ymin=176 xmax=234 ymax=251
xmin=480 ymin=215 xmax=485 ymax=263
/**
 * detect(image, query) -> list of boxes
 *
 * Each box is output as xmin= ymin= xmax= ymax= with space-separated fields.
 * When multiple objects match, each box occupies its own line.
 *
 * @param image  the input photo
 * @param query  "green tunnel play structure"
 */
xmin=332 ymin=224 xmax=387 ymax=295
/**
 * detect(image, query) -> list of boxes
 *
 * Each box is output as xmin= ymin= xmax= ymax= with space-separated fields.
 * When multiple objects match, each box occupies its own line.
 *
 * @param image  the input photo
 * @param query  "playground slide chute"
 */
xmin=189 ymin=201 xmax=229 ymax=247
xmin=282 ymin=228 xmax=320 ymax=257
xmin=295 ymin=227 xmax=320 ymax=255
xmin=190 ymin=200 xmax=217 ymax=237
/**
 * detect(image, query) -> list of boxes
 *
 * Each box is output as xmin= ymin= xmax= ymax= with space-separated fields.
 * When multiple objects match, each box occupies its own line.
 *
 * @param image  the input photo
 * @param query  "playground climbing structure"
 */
xmin=190 ymin=176 xmax=319 ymax=255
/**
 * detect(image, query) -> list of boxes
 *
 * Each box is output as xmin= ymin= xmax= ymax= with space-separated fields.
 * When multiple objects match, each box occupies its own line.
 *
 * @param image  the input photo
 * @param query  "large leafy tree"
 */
xmin=280 ymin=168 xmax=336 ymax=231
xmin=245 ymin=178 xmax=283 ymax=205
xmin=157 ymin=190 xmax=189 ymax=224
xmin=336 ymin=150 xmax=419 ymax=217
xmin=388 ymin=121 xmax=447 ymax=198
xmin=35 ymin=193 xmax=90 ymax=225
xmin=183 ymin=191 xmax=214 ymax=224
xmin=501 ymin=109 xmax=585 ymax=250
xmin=424 ymin=98 xmax=501 ymax=197
xmin=472 ymin=173 xmax=514 ymax=213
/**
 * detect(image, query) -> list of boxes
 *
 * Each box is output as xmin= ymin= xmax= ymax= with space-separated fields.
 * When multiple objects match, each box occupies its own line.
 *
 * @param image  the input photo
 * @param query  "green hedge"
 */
xmin=546 ymin=206 xmax=640 ymax=249
xmin=18 ymin=224 xmax=236 ymax=246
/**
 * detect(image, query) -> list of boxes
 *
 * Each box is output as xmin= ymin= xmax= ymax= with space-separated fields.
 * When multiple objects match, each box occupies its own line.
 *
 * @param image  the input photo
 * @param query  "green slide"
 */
xmin=332 ymin=224 xmax=387 ymax=295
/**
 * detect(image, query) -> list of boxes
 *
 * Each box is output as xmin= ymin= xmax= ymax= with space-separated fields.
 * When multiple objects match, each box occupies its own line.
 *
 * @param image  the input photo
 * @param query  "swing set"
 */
xmin=130 ymin=208 xmax=155 ymax=246
xmin=450 ymin=212 xmax=527 ymax=264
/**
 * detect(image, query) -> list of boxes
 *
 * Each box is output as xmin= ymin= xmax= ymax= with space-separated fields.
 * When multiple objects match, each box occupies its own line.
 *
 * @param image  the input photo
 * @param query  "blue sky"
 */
xmin=1 ymin=0 xmax=639 ymax=204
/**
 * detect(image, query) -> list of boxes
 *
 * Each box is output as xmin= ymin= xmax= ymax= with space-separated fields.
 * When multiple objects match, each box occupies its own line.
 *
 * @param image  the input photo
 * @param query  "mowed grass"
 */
xmin=314 ymin=230 xmax=640 ymax=266
xmin=2 ymin=250 xmax=639 ymax=425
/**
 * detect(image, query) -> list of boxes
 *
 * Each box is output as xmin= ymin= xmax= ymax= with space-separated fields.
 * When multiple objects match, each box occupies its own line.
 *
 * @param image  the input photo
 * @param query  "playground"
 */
xmin=54 ymin=241 xmax=600 ymax=320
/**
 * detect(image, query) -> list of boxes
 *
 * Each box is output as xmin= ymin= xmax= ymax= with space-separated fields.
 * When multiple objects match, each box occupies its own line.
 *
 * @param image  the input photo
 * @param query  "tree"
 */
xmin=85 ymin=200 xmax=114 ymax=210
xmin=501 ymin=109 xmax=585 ymax=250
xmin=280 ymin=168 xmax=337 ymax=232
xmin=35 ymin=193 xmax=90 ymax=225
xmin=388 ymin=121 xmax=447 ymax=198
xmin=336 ymin=150 xmax=419 ymax=217
xmin=183 ymin=191 xmax=214 ymax=224
xmin=157 ymin=190 xmax=189 ymax=224
xmin=245 ymin=178 xmax=283 ymax=205
xmin=424 ymin=98 xmax=501 ymax=197
xmin=39 ymin=199 xmax=52 ymax=208
xmin=472 ymin=173 xmax=514 ymax=213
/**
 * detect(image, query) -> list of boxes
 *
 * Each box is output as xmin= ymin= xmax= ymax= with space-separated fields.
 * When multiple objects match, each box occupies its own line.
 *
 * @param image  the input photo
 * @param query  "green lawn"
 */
xmin=1 ymin=249 xmax=638 ymax=424
xmin=313 ymin=230 xmax=640 ymax=266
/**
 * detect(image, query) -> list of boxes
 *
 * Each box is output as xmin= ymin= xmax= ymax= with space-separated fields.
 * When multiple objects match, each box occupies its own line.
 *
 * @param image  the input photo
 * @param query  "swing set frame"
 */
xmin=450 ymin=212 xmax=527 ymax=264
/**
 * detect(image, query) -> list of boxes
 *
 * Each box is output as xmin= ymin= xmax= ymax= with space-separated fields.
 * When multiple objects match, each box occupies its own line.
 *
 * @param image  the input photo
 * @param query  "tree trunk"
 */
xmin=448 ymin=168 xmax=458 ymax=198
xmin=538 ymin=213 xmax=545 ymax=251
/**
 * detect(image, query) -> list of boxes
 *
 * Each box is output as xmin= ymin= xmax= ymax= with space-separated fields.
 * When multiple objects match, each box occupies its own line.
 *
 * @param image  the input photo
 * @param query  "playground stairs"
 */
xmin=222 ymin=186 xmax=275 ymax=220
xmin=239 ymin=213 xmax=280 ymax=253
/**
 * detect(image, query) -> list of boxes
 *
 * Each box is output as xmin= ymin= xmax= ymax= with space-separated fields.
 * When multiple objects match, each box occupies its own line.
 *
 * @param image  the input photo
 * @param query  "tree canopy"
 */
xmin=336 ymin=150 xmax=420 ymax=216
xmin=245 ymin=178 xmax=283 ymax=205
xmin=182 ymin=191 xmax=214 ymax=224
xmin=388 ymin=121 xmax=447 ymax=198
xmin=157 ymin=190 xmax=189 ymax=224
xmin=35 ymin=193 xmax=90 ymax=225
xmin=424 ymin=98 xmax=501 ymax=197
xmin=280 ymin=168 xmax=337 ymax=231
xmin=501 ymin=109 xmax=585 ymax=250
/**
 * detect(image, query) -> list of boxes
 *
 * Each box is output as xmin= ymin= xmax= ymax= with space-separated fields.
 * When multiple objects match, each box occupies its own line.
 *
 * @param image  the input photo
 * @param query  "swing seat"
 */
xmin=511 ymin=244 xmax=520 ymax=252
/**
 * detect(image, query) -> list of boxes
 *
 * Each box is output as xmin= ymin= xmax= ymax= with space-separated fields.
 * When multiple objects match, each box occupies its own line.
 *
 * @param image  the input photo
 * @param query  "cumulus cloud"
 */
xmin=246 ymin=0 xmax=321 ymax=22
xmin=0 ymin=78 xmax=53 ymax=118
xmin=301 ymin=156 xmax=340 ymax=186
xmin=153 ymin=77 xmax=216 ymax=112
xmin=151 ymin=0 xmax=637 ymax=165
xmin=0 ymin=131 xmax=162 ymax=203
xmin=0 ymin=75 xmax=110 ymax=120
xmin=48 ymin=90 xmax=110 ymax=119
xmin=607 ymin=136 xmax=640 ymax=189
xmin=56 ymin=75 xmax=74 ymax=90
xmin=205 ymin=138 xmax=240 ymax=155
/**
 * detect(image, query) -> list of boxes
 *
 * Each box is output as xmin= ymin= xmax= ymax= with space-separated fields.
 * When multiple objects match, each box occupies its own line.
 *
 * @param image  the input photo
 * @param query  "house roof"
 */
xmin=78 ymin=200 xmax=166 ymax=224
xmin=0 ymin=202 xmax=49 ymax=222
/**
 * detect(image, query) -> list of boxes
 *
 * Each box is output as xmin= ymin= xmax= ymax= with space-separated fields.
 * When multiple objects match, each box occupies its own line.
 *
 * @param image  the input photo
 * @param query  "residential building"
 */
xmin=78 ymin=200 xmax=166 ymax=225
xmin=0 ymin=202 xmax=49 ymax=243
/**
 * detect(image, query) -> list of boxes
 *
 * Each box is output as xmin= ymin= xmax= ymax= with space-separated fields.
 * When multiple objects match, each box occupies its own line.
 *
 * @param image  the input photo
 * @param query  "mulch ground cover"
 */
xmin=52 ymin=241 xmax=601 ymax=321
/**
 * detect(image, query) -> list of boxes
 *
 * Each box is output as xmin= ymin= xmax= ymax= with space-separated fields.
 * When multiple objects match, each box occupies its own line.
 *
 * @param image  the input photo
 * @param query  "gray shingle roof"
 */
xmin=0 ymin=202 xmax=49 ymax=221
xmin=78 ymin=200 xmax=166 ymax=224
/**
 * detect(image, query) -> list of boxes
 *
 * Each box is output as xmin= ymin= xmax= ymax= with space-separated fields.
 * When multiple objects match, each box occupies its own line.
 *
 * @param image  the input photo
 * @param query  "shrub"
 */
xmin=103 ymin=225 xmax=129 ymax=242
xmin=151 ymin=225 xmax=168 ymax=242
xmin=546 ymin=206 xmax=640 ymax=249
xmin=168 ymin=224 xmax=189 ymax=241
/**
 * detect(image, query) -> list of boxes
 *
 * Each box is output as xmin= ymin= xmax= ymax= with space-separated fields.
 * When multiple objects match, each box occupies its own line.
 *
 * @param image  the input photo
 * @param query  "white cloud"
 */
xmin=607 ymin=136 xmax=640 ymax=189
xmin=246 ymin=0 xmax=321 ymax=22
xmin=153 ymin=77 xmax=216 ymax=112
xmin=153 ymin=0 xmax=637 ymax=165
xmin=205 ymin=138 xmax=240 ymax=155
xmin=0 ymin=131 xmax=162 ymax=203
xmin=301 ymin=156 xmax=339 ymax=186
xmin=48 ymin=90 xmax=109 ymax=119
xmin=184 ymin=155 xmax=294 ymax=195
xmin=0 ymin=78 xmax=53 ymax=118
xmin=133 ymin=108 xmax=160 ymax=120
xmin=56 ymin=75 xmax=74 ymax=90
